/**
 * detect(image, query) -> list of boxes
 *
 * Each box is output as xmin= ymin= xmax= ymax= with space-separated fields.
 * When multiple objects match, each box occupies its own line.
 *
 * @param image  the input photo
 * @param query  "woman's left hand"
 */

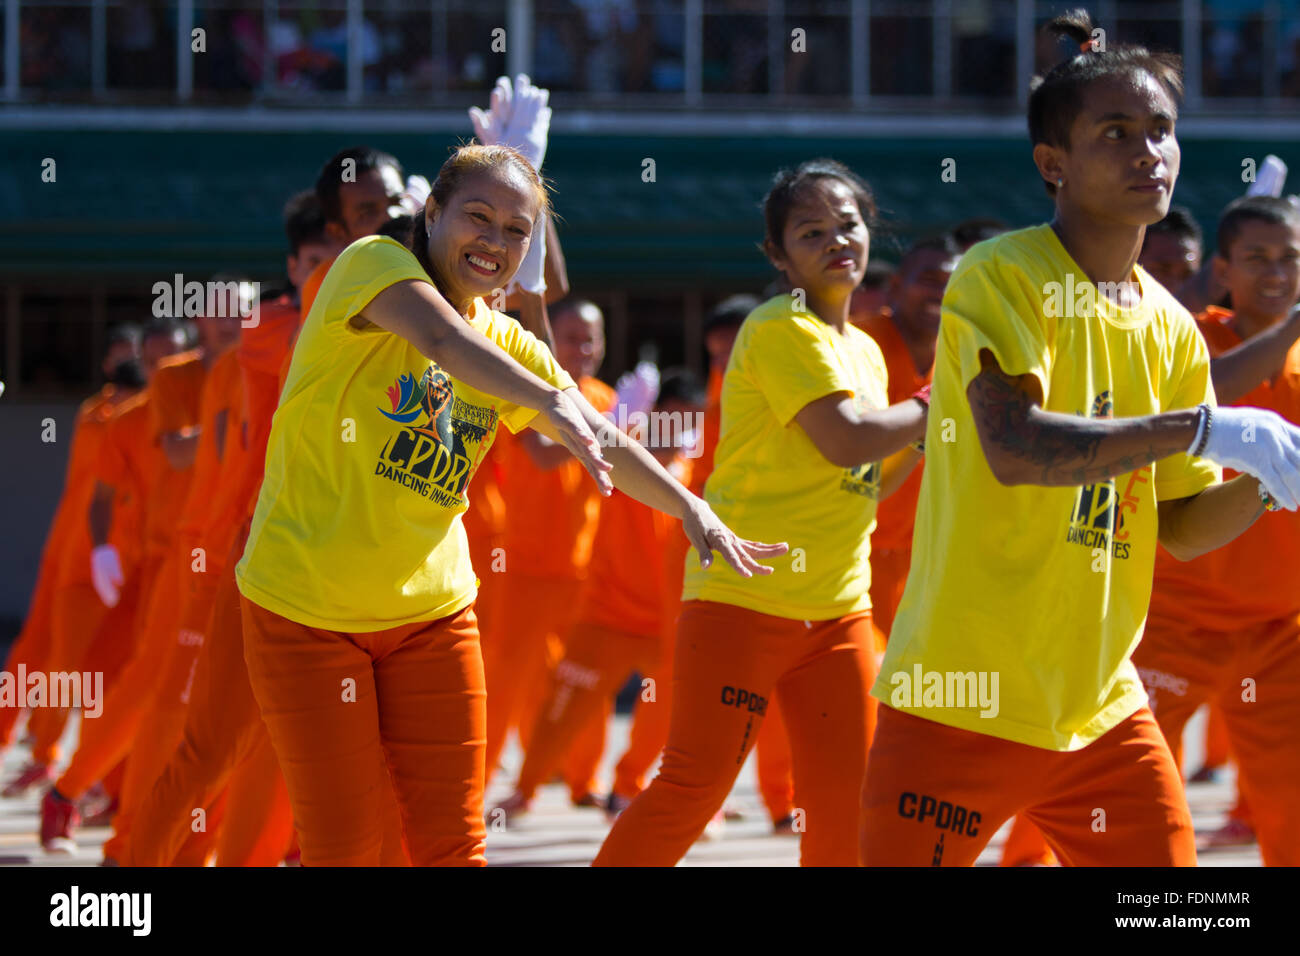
xmin=682 ymin=498 xmax=789 ymax=577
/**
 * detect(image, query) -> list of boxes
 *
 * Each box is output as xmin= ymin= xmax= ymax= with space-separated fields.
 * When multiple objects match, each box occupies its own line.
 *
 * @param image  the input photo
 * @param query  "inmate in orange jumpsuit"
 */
xmin=504 ymin=456 xmax=691 ymax=804
xmin=1135 ymin=306 xmax=1300 ymax=866
xmin=1 ymin=385 xmax=133 ymax=759
xmin=99 ymin=346 xmax=245 ymax=862
xmin=53 ymin=350 xmax=209 ymax=804
xmin=482 ymin=376 xmax=616 ymax=792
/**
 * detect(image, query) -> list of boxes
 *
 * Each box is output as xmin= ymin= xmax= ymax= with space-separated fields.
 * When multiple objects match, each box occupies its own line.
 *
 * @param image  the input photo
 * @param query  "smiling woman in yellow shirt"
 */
xmin=595 ymin=159 xmax=927 ymax=868
xmin=235 ymin=144 xmax=784 ymax=867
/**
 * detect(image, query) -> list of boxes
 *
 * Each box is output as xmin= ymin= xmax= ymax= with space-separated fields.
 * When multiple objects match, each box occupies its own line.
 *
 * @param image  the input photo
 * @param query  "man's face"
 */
xmin=551 ymin=305 xmax=606 ymax=381
xmin=1140 ymin=232 xmax=1201 ymax=294
xmin=289 ymin=239 xmax=340 ymax=290
xmin=1216 ymin=219 xmax=1300 ymax=325
xmin=334 ymin=164 xmax=405 ymax=243
xmin=889 ymin=249 xmax=960 ymax=336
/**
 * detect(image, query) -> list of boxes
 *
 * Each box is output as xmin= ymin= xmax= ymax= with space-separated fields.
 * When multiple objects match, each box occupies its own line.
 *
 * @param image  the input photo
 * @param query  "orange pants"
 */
xmin=999 ymin=814 xmax=1057 ymax=866
xmin=482 ymin=573 xmax=586 ymax=786
xmin=1134 ymin=612 xmax=1300 ymax=866
xmin=867 ymin=547 xmax=912 ymax=640
xmin=26 ymin=576 xmax=120 ymax=765
xmin=755 ymin=696 xmax=794 ymax=823
xmin=55 ymin=551 xmax=183 ymax=800
xmin=861 ymin=705 xmax=1195 ymax=866
xmin=128 ymin=540 xmax=409 ymax=866
xmin=241 ymin=596 xmax=485 ymax=867
xmin=213 ymin=733 xmax=294 ymax=866
xmin=595 ymin=601 xmax=876 ymax=867
xmin=611 ymin=648 xmax=675 ymax=800
xmin=0 ymin=550 xmax=63 ymax=750
xmin=513 ymin=621 xmax=662 ymax=800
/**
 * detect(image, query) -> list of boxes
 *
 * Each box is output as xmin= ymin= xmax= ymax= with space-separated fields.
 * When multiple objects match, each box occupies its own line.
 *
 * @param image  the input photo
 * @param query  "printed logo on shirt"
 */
xmin=1064 ymin=391 xmax=1132 ymax=560
xmin=840 ymin=390 xmax=883 ymax=498
xmin=374 ymin=366 xmax=497 ymax=509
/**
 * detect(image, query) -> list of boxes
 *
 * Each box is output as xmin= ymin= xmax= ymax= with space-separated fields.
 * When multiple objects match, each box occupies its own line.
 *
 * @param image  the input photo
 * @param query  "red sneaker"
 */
xmin=40 ymin=788 xmax=80 ymax=854
xmin=1 ymin=761 xmax=52 ymax=798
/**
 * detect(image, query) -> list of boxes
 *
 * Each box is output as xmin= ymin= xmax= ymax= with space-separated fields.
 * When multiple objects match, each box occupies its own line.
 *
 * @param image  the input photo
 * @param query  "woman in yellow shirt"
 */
xmin=235 ymin=144 xmax=783 ymax=866
xmin=595 ymin=159 xmax=928 ymax=867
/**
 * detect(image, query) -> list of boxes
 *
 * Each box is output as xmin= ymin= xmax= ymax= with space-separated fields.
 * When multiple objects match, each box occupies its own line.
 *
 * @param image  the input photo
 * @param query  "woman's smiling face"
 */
xmin=426 ymin=166 xmax=540 ymax=306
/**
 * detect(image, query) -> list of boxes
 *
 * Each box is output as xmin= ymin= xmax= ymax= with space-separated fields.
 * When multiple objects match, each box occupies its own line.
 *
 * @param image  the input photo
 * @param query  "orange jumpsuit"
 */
xmin=507 ymin=457 xmax=691 ymax=802
xmin=53 ymin=351 xmax=209 ymax=804
xmin=482 ymin=376 xmax=616 ymax=792
xmin=1135 ymin=307 xmax=1300 ymax=866
xmin=2 ymin=386 xmax=133 ymax=758
xmin=99 ymin=346 xmax=245 ymax=862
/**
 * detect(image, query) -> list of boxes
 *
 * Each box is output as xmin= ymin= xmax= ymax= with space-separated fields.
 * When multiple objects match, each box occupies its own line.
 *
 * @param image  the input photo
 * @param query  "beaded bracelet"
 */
xmin=1189 ymin=403 xmax=1213 ymax=458
xmin=1260 ymin=483 xmax=1282 ymax=512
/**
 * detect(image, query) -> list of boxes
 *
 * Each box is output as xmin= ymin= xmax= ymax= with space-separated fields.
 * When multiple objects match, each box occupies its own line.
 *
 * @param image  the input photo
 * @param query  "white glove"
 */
xmin=469 ymin=74 xmax=550 ymax=172
xmin=498 ymin=74 xmax=550 ymax=172
xmin=468 ymin=75 xmax=514 ymax=148
xmin=1246 ymin=155 xmax=1287 ymax=198
xmin=1198 ymin=405 xmax=1300 ymax=510
xmin=398 ymin=174 xmax=431 ymax=217
xmin=90 ymin=545 xmax=124 ymax=608
xmin=613 ymin=361 xmax=660 ymax=419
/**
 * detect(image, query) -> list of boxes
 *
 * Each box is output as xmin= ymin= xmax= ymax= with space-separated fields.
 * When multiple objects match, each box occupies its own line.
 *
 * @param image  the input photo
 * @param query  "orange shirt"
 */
xmin=498 ymin=375 xmax=617 ymax=580
xmin=581 ymin=456 xmax=693 ymax=640
xmin=174 ymin=346 xmax=244 ymax=564
xmin=150 ymin=349 xmax=207 ymax=437
xmin=46 ymin=386 xmax=137 ymax=584
xmin=133 ymin=353 xmax=208 ymax=561
xmin=689 ymin=366 xmax=724 ymax=497
xmin=88 ymin=393 xmax=156 ymax=579
xmin=859 ymin=308 xmax=932 ymax=553
xmin=1148 ymin=306 xmax=1300 ymax=630
xmin=231 ymin=296 xmax=303 ymax=524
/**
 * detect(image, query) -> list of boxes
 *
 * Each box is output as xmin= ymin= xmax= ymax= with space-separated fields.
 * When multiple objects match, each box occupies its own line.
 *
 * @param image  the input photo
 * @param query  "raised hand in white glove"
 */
xmin=468 ymin=75 xmax=514 ymax=148
xmin=612 ymin=361 xmax=661 ymax=420
xmin=499 ymin=74 xmax=550 ymax=172
xmin=1197 ymin=404 xmax=1300 ymax=510
xmin=90 ymin=544 xmax=124 ymax=608
xmin=397 ymin=175 xmax=431 ymax=217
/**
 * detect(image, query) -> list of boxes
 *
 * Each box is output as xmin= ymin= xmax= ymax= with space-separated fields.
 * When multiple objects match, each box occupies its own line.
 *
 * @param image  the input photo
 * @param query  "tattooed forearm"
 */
xmin=967 ymin=364 xmax=1198 ymax=487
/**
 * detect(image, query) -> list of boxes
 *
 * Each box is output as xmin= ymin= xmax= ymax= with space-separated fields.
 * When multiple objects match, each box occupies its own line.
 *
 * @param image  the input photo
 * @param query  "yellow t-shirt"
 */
xmin=681 ymin=294 xmax=890 ymax=620
xmin=236 ymin=236 xmax=575 ymax=631
xmin=872 ymin=224 xmax=1221 ymax=751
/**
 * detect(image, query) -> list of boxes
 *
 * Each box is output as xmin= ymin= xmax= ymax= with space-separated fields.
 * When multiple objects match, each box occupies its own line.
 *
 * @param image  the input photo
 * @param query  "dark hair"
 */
xmin=951 ymin=217 xmax=1010 ymax=250
xmin=1143 ymin=205 xmax=1203 ymax=251
xmin=762 ymin=158 xmax=878 ymax=254
xmin=705 ymin=294 xmax=761 ymax=334
xmin=409 ymin=143 xmax=550 ymax=290
xmin=899 ymin=233 xmax=963 ymax=272
xmin=315 ymin=146 xmax=403 ymax=225
xmin=105 ymin=321 xmax=142 ymax=352
xmin=284 ymin=189 xmax=329 ymax=257
xmin=1216 ymin=196 xmax=1300 ymax=260
xmin=860 ymin=259 xmax=894 ymax=290
xmin=1028 ymin=9 xmax=1183 ymax=195
xmin=655 ymin=366 xmax=706 ymax=409
xmin=377 ymin=213 xmax=415 ymax=245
